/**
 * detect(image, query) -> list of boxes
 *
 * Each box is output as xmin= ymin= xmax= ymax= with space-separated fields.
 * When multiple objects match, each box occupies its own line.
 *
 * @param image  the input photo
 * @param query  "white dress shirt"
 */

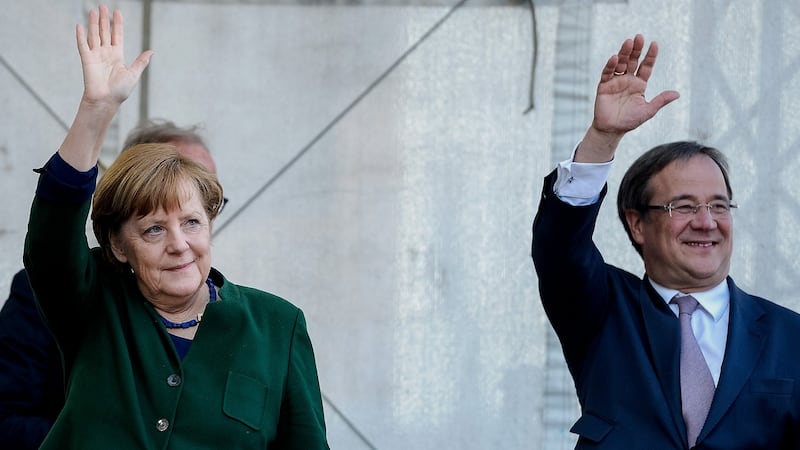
xmin=551 ymin=148 xmax=730 ymax=385
xmin=649 ymin=281 xmax=730 ymax=385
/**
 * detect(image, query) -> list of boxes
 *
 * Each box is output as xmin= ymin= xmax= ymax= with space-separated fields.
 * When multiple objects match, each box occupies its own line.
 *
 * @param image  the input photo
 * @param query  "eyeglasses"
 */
xmin=644 ymin=201 xmax=737 ymax=218
xmin=218 ymin=197 xmax=230 ymax=215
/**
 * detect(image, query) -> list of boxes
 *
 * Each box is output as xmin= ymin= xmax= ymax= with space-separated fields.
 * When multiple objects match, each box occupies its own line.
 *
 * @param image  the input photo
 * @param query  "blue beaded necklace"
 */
xmin=159 ymin=278 xmax=217 ymax=329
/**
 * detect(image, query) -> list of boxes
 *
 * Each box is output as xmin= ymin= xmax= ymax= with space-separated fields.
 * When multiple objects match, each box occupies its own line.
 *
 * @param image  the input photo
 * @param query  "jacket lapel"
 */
xmin=698 ymin=278 xmax=767 ymax=441
xmin=637 ymin=280 xmax=686 ymax=437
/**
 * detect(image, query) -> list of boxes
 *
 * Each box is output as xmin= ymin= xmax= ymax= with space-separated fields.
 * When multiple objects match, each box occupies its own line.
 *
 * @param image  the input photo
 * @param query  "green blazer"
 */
xmin=24 ymin=157 xmax=328 ymax=449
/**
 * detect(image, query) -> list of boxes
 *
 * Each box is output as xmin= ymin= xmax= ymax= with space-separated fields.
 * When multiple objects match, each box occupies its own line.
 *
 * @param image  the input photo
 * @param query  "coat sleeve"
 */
xmin=273 ymin=309 xmax=329 ymax=449
xmin=531 ymin=170 xmax=613 ymax=366
xmin=23 ymin=153 xmax=100 ymax=362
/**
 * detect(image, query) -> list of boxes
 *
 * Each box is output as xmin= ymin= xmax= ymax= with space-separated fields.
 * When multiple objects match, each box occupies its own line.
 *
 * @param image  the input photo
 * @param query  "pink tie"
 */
xmin=671 ymin=295 xmax=715 ymax=447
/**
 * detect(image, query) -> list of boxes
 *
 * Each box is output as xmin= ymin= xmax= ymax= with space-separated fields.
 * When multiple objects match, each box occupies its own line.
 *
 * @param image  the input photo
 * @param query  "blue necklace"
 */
xmin=159 ymin=278 xmax=217 ymax=329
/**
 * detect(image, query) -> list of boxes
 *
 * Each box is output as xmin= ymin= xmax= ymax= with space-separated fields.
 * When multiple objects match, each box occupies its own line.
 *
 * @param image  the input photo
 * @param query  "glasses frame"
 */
xmin=218 ymin=197 xmax=230 ymax=215
xmin=643 ymin=201 xmax=738 ymax=218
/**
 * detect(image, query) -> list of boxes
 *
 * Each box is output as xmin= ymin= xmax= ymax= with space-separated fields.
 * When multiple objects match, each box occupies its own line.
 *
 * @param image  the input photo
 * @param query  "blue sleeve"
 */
xmin=34 ymin=153 xmax=98 ymax=204
xmin=532 ymin=170 xmax=612 ymax=366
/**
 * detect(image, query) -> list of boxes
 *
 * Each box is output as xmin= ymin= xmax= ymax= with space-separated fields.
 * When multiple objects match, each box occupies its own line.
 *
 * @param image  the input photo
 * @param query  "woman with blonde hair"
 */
xmin=24 ymin=5 xmax=328 ymax=448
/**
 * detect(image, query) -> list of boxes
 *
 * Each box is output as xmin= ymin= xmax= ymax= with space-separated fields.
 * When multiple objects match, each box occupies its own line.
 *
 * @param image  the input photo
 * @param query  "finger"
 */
xmin=599 ymin=55 xmax=620 ymax=83
xmin=636 ymin=41 xmax=659 ymax=82
xmin=614 ymin=37 xmax=635 ymax=75
xmin=111 ymin=9 xmax=124 ymax=48
xmin=76 ymin=24 xmax=89 ymax=58
xmin=627 ymin=34 xmax=645 ymax=76
xmin=99 ymin=4 xmax=111 ymax=47
xmin=87 ymin=8 xmax=99 ymax=50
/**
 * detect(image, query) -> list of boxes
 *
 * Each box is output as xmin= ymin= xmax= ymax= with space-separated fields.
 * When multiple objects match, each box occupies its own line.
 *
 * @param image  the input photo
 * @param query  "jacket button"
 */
xmin=166 ymin=374 xmax=182 ymax=387
xmin=156 ymin=418 xmax=170 ymax=432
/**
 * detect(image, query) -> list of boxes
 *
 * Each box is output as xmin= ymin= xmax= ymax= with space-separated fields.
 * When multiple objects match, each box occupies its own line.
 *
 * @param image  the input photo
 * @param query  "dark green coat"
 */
xmin=24 ymin=157 xmax=328 ymax=449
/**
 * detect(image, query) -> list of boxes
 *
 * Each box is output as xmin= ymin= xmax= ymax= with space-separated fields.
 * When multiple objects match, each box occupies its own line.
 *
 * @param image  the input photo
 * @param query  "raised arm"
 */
xmin=533 ymin=34 xmax=679 ymax=364
xmin=58 ymin=4 xmax=152 ymax=171
xmin=576 ymin=34 xmax=680 ymax=163
xmin=25 ymin=4 xmax=153 ymax=356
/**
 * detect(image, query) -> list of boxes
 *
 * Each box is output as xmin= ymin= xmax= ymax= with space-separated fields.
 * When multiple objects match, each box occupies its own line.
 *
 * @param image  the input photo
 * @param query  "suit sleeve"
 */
xmin=0 ymin=270 xmax=65 ymax=450
xmin=531 ymin=170 xmax=613 ymax=365
xmin=274 ymin=309 xmax=329 ymax=449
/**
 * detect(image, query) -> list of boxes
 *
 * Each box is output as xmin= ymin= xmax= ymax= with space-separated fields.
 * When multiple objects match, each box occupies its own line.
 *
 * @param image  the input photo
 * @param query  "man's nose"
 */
xmin=691 ymin=205 xmax=717 ymax=229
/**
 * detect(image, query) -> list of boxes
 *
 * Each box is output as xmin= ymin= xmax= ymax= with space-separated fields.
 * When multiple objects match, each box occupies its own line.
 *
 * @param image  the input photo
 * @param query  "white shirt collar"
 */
xmin=649 ymin=278 xmax=730 ymax=323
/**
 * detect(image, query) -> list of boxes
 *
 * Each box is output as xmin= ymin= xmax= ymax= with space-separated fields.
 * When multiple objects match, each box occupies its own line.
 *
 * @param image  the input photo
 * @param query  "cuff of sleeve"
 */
xmin=552 ymin=145 xmax=613 ymax=206
xmin=34 ymin=153 xmax=98 ymax=203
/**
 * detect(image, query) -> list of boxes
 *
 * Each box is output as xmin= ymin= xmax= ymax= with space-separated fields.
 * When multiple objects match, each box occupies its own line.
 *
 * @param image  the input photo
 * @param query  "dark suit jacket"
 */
xmin=532 ymin=171 xmax=800 ymax=449
xmin=0 ymin=269 xmax=64 ymax=450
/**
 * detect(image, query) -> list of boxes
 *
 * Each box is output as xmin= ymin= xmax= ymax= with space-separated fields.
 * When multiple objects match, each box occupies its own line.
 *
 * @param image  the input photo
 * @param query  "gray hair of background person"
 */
xmin=123 ymin=118 xmax=208 ymax=150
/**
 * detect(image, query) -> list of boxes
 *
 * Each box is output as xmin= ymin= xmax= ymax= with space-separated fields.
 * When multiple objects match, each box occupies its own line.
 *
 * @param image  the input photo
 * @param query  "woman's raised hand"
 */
xmin=57 ymin=4 xmax=153 ymax=171
xmin=76 ymin=4 xmax=152 ymax=108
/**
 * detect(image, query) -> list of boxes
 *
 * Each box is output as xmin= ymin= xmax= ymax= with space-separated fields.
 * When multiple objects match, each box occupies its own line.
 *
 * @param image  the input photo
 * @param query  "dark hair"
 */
xmin=617 ymin=141 xmax=733 ymax=256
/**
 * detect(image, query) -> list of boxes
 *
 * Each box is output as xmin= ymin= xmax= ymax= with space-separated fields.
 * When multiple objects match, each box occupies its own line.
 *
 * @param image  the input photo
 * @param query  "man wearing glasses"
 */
xmin=0 ymin=119 xmax=227 ymax=450
xmin=532 ymin=35 xmax=800 ymax=449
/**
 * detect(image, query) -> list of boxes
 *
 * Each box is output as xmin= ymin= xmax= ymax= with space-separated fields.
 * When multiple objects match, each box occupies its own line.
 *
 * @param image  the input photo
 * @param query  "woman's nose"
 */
xmin=165 ymin=229 xmax=190 ymax=252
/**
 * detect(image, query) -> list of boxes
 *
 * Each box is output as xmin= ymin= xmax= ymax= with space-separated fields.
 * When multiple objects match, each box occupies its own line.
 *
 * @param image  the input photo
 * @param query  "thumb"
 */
xmin=648 ymin=89 xmax=680 ymax=113
xmin=129 ymin=50 xmax=154 ymax=78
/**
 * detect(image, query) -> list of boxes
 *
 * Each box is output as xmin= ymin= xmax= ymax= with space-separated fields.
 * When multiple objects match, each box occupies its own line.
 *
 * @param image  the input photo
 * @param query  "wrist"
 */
xmin=576 ymin=126 xmax=624 ymax=163
xmin=78 ymin=96 xmax=122 ymax=116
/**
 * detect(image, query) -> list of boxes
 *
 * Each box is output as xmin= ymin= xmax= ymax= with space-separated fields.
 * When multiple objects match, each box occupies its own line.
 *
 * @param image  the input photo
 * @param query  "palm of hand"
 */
xmin=77 ymin=6 xmax=150 ymax=107
xmin=81 ymin=49 xmax=140 ymax=105
xmin=593 ymin=77 xmax=655 ymax=134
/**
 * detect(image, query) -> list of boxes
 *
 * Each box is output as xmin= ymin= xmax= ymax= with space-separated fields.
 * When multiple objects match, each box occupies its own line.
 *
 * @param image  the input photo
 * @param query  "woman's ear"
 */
xmin=625 ymin=209 xmax=646 ymax=246
xmin=110 ymin=234 xmax=129 ymax=263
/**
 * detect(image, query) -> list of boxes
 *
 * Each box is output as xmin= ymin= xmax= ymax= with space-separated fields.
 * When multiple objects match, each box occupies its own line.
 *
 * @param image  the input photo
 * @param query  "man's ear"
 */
xmin=625 ymin=209 xmax=646 ymax=246
xmin=110 ymin=234 xmax=129 ymax=263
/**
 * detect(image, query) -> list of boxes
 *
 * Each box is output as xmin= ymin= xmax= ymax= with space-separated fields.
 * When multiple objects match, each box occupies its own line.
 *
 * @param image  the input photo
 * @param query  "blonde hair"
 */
xmin=91 ymin=143 xmax=224 ymax=267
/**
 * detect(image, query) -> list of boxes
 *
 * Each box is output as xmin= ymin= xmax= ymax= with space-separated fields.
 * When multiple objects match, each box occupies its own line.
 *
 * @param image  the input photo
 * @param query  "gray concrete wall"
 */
xmin=1 ymin=0 xmax=799 ymax=448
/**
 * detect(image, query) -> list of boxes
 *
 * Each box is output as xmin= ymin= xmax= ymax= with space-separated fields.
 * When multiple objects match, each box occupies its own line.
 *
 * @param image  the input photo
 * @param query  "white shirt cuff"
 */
xmin=552 ymin=145 xmax=614 ymax=206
